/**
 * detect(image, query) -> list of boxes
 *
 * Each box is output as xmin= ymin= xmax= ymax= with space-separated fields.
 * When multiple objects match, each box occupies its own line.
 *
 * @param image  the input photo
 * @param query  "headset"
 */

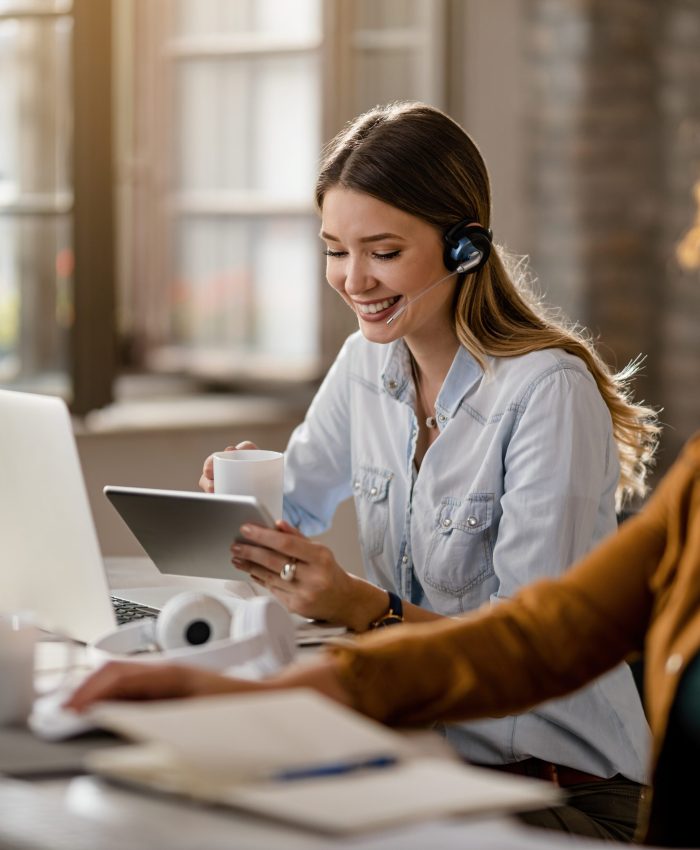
xmin=386 ymin=220 xmax=493 ymax=325
xmin=90 ymin=592 xmax=297 ymax=679
xmin=443 ymin=220 xmax=492 ymax=274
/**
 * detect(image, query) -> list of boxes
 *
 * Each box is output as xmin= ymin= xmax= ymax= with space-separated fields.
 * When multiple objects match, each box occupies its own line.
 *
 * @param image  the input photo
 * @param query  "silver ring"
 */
xmin=280 ymin=559 xmax=297 ymax=582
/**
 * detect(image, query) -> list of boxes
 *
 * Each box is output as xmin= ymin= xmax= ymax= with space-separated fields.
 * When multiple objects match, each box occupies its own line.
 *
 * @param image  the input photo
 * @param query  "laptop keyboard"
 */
xmin=111 ymin=596 xmax=159 ymax=625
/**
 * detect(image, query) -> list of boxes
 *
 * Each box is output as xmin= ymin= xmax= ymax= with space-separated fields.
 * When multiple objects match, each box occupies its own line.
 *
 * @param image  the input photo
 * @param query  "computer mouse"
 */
xmin=28 ymin=688 xmax=98 ymax=741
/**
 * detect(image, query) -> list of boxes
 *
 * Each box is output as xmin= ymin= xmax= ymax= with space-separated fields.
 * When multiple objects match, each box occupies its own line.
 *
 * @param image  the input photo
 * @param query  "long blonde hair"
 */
xmin=316 ymin=102 xmax=659 ymax=506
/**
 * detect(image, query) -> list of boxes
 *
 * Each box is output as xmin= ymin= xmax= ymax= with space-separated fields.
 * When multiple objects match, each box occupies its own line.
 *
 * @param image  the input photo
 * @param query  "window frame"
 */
xmin=0 ymin=0 xmax=115 ymax=414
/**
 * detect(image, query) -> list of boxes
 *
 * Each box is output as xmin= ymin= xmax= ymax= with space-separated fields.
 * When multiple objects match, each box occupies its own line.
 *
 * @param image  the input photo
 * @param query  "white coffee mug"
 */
xmin=213 ymin=450 xmax=284 ymax=520
xmin=0 ymin=615 xmax=37 ymax=726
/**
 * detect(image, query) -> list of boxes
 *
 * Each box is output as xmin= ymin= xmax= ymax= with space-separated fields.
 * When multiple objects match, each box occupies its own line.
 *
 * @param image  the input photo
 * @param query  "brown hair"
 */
xmin=316 ymin=102 xmax=659 ymax=506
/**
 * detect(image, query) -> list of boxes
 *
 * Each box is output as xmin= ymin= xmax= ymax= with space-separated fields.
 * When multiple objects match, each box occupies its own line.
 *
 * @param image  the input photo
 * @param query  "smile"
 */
xmin=355 ymin=296 xmax=401 ymax=316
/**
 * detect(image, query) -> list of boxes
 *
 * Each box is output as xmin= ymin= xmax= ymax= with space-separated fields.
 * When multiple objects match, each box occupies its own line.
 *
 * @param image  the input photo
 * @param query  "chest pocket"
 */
xmin=423 ymin=493 xmax=496 ymax=604
xmin=352 ymin=466 xmax=392 ymax=558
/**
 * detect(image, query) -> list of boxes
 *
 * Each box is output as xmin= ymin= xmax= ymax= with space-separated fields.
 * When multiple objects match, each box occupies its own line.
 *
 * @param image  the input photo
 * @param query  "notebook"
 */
xmin=85 ymin=690 xmax=562 ymax=834
xmin=0 ymin=389 xmax=230 ymax=643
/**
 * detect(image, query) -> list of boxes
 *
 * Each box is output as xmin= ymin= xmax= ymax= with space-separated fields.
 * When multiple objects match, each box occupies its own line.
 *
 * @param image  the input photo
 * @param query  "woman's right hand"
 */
xmin=65 ymin=655 xmax=353 ymax=712
xmin=198 ymin=441 xmax=259 ymax=493
xmin=66 ymin=660 xmax=261 ymax=710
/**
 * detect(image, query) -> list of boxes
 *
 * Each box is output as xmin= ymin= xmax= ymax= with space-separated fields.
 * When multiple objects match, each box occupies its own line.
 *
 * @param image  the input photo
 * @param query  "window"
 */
xmin=1 ymin=0 xmax=449 ymax=413
xmin=119 ymin=0 xmax=324 ymax=383
xmin=119 ymin=0 xmax=448 ymax=387
xmin=0 ymin=0 xmax=114 ymax=413
xmin=0 ymin=0 xmax=74 ymax=395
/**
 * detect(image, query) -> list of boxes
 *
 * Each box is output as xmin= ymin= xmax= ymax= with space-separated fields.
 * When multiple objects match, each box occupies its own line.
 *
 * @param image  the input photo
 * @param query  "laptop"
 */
xmin=0 ymin=389 xmax=204 ymax=643
xmin=0 ymin=389 xmax=347 ymax=648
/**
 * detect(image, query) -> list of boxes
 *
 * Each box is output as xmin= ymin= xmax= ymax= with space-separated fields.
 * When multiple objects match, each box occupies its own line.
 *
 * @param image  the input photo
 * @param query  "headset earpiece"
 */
xmin=155 ymin=591 xmax=233 ymax=650
xmin=443 ymin=221 xmax=492 ymax=274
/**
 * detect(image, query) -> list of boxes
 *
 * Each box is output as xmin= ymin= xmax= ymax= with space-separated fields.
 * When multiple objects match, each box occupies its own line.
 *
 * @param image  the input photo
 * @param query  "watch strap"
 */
xmin=369 ymin=590 xmax=404 ymax=629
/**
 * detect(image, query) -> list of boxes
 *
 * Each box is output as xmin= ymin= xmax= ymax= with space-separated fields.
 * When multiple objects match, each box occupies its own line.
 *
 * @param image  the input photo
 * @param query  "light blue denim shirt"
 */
xmin=283 ymin=331 xmax=649 ymax=781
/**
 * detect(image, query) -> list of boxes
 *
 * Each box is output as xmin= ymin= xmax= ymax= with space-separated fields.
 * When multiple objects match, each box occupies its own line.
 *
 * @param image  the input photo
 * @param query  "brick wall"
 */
xmin=527 ymin=0 xmax=700 ymax=476
xmin=657 ymin=0 xmax=700 ymax=466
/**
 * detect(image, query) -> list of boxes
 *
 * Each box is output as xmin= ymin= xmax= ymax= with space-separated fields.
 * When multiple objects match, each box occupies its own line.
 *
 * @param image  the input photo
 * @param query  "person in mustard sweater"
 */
xmin=69 ymin=432 xmax=700 ymax=847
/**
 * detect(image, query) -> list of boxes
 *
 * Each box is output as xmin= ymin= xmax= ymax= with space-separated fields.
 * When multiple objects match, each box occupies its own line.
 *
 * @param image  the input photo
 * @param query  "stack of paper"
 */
xmin=86 ymin=690 xmax=561 ymax=834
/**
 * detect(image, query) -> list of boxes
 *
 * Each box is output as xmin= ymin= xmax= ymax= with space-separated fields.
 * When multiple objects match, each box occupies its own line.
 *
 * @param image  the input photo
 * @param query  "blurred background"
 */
xmin=1 ymin=0 xmax=698 ymax=560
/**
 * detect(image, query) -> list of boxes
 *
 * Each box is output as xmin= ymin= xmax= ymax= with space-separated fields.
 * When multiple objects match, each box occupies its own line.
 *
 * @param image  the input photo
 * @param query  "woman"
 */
xmin=69 ymin=432 xmax=700 ymax=847
xmin=195 ymin=102 xmax=657 ymax=836
xmin=121 ymin=103 xmax=664 ymax=837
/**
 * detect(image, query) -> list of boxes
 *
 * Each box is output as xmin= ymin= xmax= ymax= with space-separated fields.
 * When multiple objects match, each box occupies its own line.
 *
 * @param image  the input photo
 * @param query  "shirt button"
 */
xmin=467 ymin=515 xmax=478 ymax=528
xmin=442 ymin=518 xmax=452 ymax=528
xmin=370 ymin=487 xmax=378 ymax=496
xmin=666 ymin=653 xmax=683 ymax=675
xmin=353 ymin=481 xmax=360 ymax=490
xmin=438 ymin=414 xmax=447 ymax=423
xmin=402 ymin=555 xmax=408 ymax=564
xmin=387 ymin=380 xmax=398 ymax=390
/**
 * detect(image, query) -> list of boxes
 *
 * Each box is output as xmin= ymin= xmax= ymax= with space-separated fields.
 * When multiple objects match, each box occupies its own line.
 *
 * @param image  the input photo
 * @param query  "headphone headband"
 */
xmin=89 ymin=594 xmax=296 ymax=677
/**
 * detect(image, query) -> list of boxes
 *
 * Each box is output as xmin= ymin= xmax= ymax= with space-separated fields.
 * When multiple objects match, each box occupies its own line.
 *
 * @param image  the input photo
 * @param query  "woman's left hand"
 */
xmin=232 ymin=521 xmax=379 ymax=630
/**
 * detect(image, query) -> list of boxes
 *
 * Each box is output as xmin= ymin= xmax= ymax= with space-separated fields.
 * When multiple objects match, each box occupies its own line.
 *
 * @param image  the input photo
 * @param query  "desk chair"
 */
xmin=646 ymin=650 xmax=700 ymax=847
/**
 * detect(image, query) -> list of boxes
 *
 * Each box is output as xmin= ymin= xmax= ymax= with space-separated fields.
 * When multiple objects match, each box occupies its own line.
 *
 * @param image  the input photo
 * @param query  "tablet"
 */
xmin=104 ymin=485 xmax=275 ymax=582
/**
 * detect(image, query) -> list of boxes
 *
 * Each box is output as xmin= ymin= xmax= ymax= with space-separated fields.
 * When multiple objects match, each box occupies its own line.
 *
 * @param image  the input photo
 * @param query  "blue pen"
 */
xmin=273 ymin=755 xmax=397 ymax=782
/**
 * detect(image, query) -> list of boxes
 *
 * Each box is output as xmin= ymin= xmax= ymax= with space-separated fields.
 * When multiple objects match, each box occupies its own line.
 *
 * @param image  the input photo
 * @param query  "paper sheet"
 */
xmin=89 ymin=689 xmax=410 ymax=776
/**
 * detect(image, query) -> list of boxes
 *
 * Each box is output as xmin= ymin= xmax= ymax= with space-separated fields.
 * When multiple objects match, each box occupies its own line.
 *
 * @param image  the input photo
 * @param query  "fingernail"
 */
xmin=240 ymin=524 xmax=253 ymax=536
xmin=231 ymin=544 xmax=242 ymax=554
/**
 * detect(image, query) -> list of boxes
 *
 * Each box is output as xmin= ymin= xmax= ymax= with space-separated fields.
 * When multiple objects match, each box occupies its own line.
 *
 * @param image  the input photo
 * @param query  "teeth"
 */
xmin=358 ymin=297 xmax=399 ymax=315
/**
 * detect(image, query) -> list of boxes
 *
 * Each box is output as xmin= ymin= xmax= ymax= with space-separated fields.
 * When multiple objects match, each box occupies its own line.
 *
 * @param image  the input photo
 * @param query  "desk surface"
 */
xmin=0 ymin=559 xmax=598 ymax=850
xmin=0 ymin=774 xmax=608 ymax=850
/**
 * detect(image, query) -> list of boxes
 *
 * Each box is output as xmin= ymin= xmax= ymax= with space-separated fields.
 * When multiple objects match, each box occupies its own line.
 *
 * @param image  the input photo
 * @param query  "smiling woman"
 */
xmin=197 ymin=103 xmax=664 ymax=839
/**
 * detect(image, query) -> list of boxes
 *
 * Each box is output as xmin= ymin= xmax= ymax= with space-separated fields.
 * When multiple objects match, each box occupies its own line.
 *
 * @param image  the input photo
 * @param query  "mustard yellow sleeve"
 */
xmin=328 ymin=435 xmax=700 ymax=727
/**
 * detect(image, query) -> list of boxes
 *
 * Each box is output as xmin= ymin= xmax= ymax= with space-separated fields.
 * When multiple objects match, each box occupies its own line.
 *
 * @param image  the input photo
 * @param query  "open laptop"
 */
xmin=0 ymin=389 xmax=208 ymax=643
xmin=0 ymin=389 xmax=346 ymax=648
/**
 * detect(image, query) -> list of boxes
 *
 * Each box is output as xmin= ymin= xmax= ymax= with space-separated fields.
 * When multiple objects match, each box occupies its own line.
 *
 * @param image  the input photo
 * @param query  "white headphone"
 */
xmin=90 ymin=592 xmax=296 ymax=679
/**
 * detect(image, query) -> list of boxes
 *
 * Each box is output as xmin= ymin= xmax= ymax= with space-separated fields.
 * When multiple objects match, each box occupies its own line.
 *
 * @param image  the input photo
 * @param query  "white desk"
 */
xmin=0 ymin=559 xmax=604 ymax=850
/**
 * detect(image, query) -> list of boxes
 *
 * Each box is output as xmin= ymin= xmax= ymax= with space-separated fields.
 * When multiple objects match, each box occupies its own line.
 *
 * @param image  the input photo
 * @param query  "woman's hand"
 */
xmin=65 ymin=656 xmax=355 ymax=713
xmin=65 ymin=661 xmax=264 ymax=711
xmin=198 ymin=441 xmax=259 ymax=493
xmin=232 ymin=521 xmax=389 ymax=632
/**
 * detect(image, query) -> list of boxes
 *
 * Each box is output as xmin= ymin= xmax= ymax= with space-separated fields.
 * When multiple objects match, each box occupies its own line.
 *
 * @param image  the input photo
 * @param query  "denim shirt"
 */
xmin=283 ymin=332 xmax=649 ymax=781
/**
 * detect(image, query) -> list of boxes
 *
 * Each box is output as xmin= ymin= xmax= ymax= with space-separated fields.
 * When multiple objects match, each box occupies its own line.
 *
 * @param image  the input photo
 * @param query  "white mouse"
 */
xmin=28 ymin=688 xmax=98 ymax=741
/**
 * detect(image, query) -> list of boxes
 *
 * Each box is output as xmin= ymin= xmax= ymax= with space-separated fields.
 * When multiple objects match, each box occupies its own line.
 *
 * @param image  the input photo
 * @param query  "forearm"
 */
xmin=342 ymin=575 xmax=443 ymax=632
xmin=265 ymin=656 xmax=355 ymax=707
xmin=326 ymin=504 xmax=666 ymax=727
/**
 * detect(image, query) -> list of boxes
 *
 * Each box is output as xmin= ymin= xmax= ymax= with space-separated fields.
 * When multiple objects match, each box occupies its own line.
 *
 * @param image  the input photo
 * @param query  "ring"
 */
xmin=280 ymin=559 xmax=297 ymax=582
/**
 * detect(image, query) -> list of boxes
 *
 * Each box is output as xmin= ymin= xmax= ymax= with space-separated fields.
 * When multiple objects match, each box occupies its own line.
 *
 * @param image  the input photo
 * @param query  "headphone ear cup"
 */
xmin=155 ymin=591 xmax=233 ymax=651
xmin=443 ymin=222 xmax=492 ymax=272
xmin=232 ymin=596 xmax=296 ymax=675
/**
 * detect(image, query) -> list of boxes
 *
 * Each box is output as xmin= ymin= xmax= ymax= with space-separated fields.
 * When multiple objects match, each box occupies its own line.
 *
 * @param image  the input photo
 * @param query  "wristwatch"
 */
xmin=369 ymin=590 xmax=404 ymax=629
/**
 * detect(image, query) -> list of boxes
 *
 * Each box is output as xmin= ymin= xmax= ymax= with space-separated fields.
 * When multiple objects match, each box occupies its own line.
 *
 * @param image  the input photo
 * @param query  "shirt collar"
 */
xmin=380 ymin=340 xmax=483 ymax=421
xmin=436 ymin=345 xmax=484 ymax=420
xmin=380 ymin=339 xmax=412 ymax=399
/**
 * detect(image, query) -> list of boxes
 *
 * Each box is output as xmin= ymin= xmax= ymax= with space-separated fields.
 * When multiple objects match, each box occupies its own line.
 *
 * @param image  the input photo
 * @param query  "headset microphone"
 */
xmin=386 ymin=257 xmax=480 ymax=325
xmin=385 ymin=221 xmax=492 ymax=326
